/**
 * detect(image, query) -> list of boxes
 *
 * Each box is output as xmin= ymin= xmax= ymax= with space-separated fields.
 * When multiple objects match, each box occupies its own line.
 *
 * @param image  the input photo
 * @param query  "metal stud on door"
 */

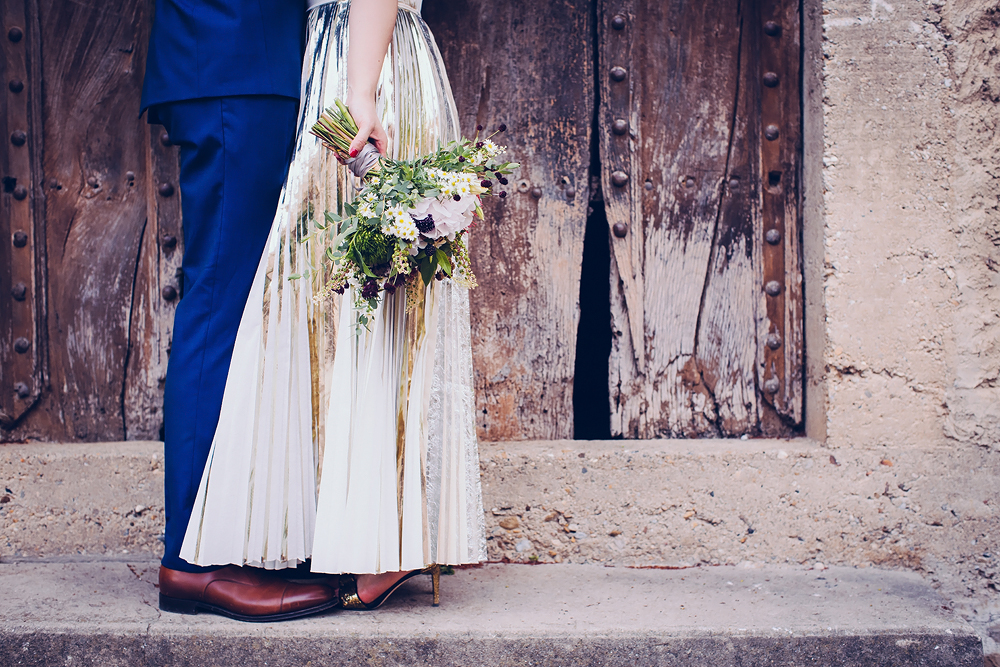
xmin=0 ymin=0 xmax=43 ymax=427
xmin=599 ymin=0 xmax=645 ymax=374
xmin=758 ymin=0 xmax=804 ymax=430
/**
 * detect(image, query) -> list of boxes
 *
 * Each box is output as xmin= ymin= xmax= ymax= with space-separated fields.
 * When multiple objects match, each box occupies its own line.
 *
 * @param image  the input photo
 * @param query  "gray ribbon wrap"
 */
xmin=346 ymin=143 xmax=381 ymax=178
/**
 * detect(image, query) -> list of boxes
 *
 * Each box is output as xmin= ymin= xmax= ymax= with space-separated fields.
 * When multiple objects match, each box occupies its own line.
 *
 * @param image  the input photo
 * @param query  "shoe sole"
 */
xmin=159 ymin=593 xmax=340 ymax=623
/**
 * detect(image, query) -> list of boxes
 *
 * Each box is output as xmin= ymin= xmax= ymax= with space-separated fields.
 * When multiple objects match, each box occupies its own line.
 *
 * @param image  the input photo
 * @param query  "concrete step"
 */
xmin=0 ymin=561 xmax=982 ymax=666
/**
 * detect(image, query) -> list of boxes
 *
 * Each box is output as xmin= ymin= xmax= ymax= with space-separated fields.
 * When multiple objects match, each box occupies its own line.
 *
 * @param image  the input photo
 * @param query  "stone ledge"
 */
xmin=0 ymin=561 xmax=983 ymax=667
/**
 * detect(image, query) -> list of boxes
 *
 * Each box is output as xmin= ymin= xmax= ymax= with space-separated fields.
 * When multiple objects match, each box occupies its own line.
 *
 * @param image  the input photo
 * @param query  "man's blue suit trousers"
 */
xmin=156 ymin=95 xmax=298 ymax=572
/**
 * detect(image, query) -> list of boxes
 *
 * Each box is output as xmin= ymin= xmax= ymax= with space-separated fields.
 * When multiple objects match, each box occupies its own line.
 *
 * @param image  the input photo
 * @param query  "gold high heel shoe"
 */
xmin=338 ymin=564 xmax=441 ymax=610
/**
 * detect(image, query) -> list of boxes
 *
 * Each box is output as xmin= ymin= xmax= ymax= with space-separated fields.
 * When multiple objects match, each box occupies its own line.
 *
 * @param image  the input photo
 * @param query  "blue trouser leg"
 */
xmin=157 ymin=95 xmax=298 ymax=572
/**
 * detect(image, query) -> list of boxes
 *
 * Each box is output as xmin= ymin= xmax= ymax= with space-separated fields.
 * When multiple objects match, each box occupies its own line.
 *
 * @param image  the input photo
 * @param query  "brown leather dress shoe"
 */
xmin=159 ymin=565 xmax=339 ymax=622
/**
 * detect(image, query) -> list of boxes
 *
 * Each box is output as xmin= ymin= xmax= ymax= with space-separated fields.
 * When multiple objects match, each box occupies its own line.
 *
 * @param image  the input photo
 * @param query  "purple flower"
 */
xmin=414 ymin=214 xmax=436 ymax=234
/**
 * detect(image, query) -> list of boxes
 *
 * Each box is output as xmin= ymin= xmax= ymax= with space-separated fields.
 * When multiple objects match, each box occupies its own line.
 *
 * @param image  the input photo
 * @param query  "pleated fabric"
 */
xmin=180 ymin=0 xmax=487 ymax=573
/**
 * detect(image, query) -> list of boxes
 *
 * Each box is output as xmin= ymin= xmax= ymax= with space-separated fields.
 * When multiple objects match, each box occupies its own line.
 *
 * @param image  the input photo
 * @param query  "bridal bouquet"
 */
xmin=310 ymin=100 xmax=518 ymax=326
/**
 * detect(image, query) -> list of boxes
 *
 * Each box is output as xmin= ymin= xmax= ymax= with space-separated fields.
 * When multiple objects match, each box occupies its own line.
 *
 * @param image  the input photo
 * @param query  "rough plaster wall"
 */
xmin=821 ymin=0 xmax=1000 ymax=449
xmin=821 ymin=0 xmax=960 ymax=448
xmin=934 ymin=0 xmax=1000 ymax=448
xmin=819 ymin=0 xmax=1000 ymax=648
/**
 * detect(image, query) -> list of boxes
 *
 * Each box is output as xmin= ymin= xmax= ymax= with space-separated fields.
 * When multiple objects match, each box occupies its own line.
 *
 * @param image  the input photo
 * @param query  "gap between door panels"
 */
xmin=573 ymin=0 xmax=613 ymax=440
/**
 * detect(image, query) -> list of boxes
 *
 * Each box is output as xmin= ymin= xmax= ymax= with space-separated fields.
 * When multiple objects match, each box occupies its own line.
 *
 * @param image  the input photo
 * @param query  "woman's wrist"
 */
xmin=346 ymin=86 xmax=376 ymax=106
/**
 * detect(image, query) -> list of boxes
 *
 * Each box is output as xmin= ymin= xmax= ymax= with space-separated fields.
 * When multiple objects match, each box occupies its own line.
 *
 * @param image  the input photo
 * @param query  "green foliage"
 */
xmin=351 ymin=225 xmax=395 ymax=267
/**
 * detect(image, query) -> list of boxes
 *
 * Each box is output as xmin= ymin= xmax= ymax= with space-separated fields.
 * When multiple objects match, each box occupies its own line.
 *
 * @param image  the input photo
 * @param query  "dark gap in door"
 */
xmin=574 ymin=0 xmax=613 ymax=440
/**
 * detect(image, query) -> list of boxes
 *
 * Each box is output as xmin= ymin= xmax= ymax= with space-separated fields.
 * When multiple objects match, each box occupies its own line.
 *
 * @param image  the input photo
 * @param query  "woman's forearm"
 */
xmin=347 ymin=0 xmax=397 ymax=100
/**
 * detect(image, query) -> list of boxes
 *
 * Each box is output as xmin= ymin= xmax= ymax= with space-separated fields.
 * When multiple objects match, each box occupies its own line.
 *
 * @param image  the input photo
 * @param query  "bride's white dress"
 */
xmin=179 ymin=0 xmax=486 ymax=574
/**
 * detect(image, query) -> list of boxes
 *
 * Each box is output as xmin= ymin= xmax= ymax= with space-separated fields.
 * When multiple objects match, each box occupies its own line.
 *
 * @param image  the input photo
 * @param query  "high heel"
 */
xmin=339 ymin=564 xmax=441 ymax=610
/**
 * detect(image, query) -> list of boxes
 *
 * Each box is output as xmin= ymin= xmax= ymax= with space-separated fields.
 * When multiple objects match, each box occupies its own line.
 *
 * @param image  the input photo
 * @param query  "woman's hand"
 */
xmin=346 ymin=0 xmax=397 ymax=156
xmin=346 ymin=91 xmax=389 ymax=157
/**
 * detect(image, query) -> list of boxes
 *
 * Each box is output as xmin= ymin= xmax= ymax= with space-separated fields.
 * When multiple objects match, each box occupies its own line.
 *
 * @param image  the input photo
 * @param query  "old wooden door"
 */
xmin=2 ymin=0 xmax=800 ymax=443
xmin=600 ymin=0 xmax=803 ymax=438
xmin=1 ymin=0 xmax=181 ymax=442
xmin=425 ymin=0 xmax=594 ymax=441
xmin=430 ymin=0 xmax=803 ymax=439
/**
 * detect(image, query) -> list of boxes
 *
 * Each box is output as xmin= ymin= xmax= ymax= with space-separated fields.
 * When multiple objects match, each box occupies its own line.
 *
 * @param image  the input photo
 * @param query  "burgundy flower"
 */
xmin=361 ymin=279 xmax=379 ymax=300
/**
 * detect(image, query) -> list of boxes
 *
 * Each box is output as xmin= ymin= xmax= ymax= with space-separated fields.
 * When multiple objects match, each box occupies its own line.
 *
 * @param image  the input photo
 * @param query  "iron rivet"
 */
xmin=12 ymin=231 xmax=28 ymax=247
xmin=763 ymin=72 xmax=780 ymax=87
xmin=14 ymin=382 xmax=30 ymax=399
xmin=161 ymin=285 xmax=178 ymax=301
xmin=611 ymin=171 xmax=629 ymax=187
xmin=9 ymin=79 xmax=23 ymax=93
xmin=87 ymin=176 xmax=99 ymax=188
xmin=565 ymin=185 xmax=576 ymax=199
xmin=161 ymin=235 xmax=177 ymax=250
xmin=764 ymin=21 xmax=781 ymax=36
xmin=644 ymin=180 xmax=653 ymax=191
xmin=610 ymin=66 xmax=627 ymax=82
xmin=11 ymin=283 xmax=27 ymax=301
xmin=530 ymin=186 xmax=543 ymax=199
xmin=11 ymin=130 xmax=26 ymax=146
xmin=684 ymin=176 xmax=696 ymax=188
xmin=613 ymin=222 xmax=628 ymax=238
xmin=765 ymin=228 xmax=782 ymax=245
xmin=158 ymin=183 xmax=175 ymax=197
xmin=763 ymin=378 xmax=780 ymax=394
xmin=125 ymin=171 xmax=135 ymax=181
xmin=160 ymin=132 xmax=172 ymax=146
xmin=8 ymin=27 xmax=23 ymax=43
xmin=764 ymin=124 xmax=779 ymax=141
xmin=764 ymin=280 xmax=782 ymax=296
xmin=12 ymin=185 xmax=27 ymax=200
xmin=766 ymin=333 xmax=782 ymax=350
xmin=611 ymin=14 xmax=626 ymax=30
xmin=611 ymin=119 xmax=628 ymax=135
xmin=729 ymin=177 xmax=740 ymax=190
xmin=13 ymin=337 xmax=30 ymax=354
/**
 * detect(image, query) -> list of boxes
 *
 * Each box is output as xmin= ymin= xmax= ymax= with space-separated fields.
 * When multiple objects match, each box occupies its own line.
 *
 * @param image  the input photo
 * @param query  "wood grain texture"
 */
xmin=424 ymin=0 xmax=592 ymax=440
xmin=0 ymin=0 xmax=45 ymax=426
xmin=607 ymin=0 xmax=802 ymax=438
xmin=122 ymin=126 xmax=181 ymax=440
xmin=2 ymin=0 xmax=171 ymax=442
xmin=759 ymin=0 xmax=803 ymax=431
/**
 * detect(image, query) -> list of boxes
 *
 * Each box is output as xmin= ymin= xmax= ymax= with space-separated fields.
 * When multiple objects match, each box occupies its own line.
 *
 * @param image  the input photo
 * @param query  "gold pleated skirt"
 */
xmin=180 ymin=0 xmax=486 ymax=574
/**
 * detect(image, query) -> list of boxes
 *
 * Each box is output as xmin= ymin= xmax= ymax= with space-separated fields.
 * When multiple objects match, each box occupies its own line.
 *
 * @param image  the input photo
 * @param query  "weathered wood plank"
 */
xmin=424 ymin=0 xmax=592 ymax=440
xmin=695 ymin=1 xmax=763 ymax=436
xmin=0 ymin=0 xmax=45 ymax=430
xmin=598 ymin=0 xmax=645 ymax=374
xmin=5 ymin=0 xmax=154 ymax=441
xmin=758 ymin=0 xmax=803 ymax=432
xmin=609 ymin=0 xmax=743 ymax=437
xmin=609 ymin=0 xmax=802 ymax=438
xmin=122 ymin=123 xmax=180 ymax=440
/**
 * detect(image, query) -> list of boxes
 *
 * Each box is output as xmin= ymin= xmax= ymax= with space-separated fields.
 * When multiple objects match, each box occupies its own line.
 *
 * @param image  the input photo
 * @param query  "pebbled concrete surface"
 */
xmin=0 ymin=561 xmax=983 ymax=666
